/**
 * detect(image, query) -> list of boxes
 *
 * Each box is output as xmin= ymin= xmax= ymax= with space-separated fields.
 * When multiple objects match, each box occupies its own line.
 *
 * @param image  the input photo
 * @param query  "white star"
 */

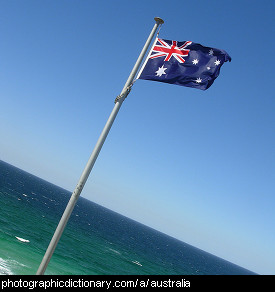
xmin=209 ymin=49 xmax=214 ymax=55
xmin=155 ymin=65 xmax=167 ymax=77
xmin=192 ymin=59 xmax=199 ymax=65
xmin=196 ymin=77 xmax=202 ymax=83
xmin=214 ymin=60 xmax=221 ymax=66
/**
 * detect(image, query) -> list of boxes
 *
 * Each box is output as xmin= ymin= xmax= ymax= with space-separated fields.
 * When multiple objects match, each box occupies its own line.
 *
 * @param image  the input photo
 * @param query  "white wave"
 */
xmin=132 ymin=260 xmax=142 ymax=266
xmin=108 ymin=248 xmax=121 ymax=255
xmin=0 ymin=257 xmax=28 ymax=275
xmin=0 ymin=257 xmax=13 ymax=275
xmin=15 ymin=236 xmax=30 ymax=243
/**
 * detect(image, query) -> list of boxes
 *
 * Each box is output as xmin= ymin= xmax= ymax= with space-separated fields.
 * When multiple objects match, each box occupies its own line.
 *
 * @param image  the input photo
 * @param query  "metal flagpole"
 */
xmin=36 ymin=17 xmax=164 ymax=275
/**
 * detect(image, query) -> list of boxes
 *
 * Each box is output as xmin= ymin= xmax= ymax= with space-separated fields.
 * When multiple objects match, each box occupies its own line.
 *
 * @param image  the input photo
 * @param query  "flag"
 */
xmin=137 ymin=38 xmax=231 ymax=90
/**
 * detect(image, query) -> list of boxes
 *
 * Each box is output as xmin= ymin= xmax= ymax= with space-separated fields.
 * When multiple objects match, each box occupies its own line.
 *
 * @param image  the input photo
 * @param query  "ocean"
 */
xmin=0 ymin=160 xmax=256 ymax=275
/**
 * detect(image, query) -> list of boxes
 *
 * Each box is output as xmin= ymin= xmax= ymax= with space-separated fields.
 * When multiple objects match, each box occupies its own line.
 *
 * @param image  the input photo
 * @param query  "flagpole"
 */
xmin=36 ymin=17 xmax=164 ymax=275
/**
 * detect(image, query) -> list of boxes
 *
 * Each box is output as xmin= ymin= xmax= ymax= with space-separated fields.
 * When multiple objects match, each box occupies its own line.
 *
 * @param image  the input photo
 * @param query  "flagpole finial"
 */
xmin=154 ymin=17 xmax=164 ymax=25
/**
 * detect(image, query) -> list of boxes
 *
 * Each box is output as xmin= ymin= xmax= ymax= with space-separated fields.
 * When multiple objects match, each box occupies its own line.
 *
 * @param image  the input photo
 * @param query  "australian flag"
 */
xmin=137 ymin=38 xmax=231 ymax=90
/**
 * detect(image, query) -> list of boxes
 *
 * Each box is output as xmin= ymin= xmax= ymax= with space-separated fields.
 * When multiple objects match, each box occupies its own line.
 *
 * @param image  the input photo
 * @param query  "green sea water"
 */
xmin=0 ymin=160 xmax=256 ymax=275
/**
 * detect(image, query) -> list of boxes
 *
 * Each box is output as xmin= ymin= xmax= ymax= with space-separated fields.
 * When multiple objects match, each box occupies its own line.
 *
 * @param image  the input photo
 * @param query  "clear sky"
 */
xmin=1 ymin=0 xmax=274 ymax=275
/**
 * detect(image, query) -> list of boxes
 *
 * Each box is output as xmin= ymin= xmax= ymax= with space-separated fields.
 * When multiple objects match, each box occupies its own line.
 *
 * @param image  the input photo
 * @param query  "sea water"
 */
xmin=0 ymin=160 xmax=256 ymax=275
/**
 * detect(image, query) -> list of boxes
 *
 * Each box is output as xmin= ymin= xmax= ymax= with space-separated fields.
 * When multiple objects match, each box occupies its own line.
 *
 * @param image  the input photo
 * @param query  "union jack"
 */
xmin=150 ymin=38 xmax=192 ymax=63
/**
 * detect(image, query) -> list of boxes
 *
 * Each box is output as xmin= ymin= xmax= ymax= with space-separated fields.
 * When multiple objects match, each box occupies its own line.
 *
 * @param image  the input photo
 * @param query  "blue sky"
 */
xmin=1 ymin=0 xmax=274 ymax=275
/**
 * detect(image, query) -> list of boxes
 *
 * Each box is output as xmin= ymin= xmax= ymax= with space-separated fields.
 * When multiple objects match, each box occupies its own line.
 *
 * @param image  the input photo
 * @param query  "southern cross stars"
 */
xmin=196 ymin=77 xmax=202 ymax=83
xmin=209 ymin=49 xmax=214 ymax=55
xmin=192 ymin=57 xmax=220 ymax=66
xmin=155 ymin=65 xmax=167 ymax=77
